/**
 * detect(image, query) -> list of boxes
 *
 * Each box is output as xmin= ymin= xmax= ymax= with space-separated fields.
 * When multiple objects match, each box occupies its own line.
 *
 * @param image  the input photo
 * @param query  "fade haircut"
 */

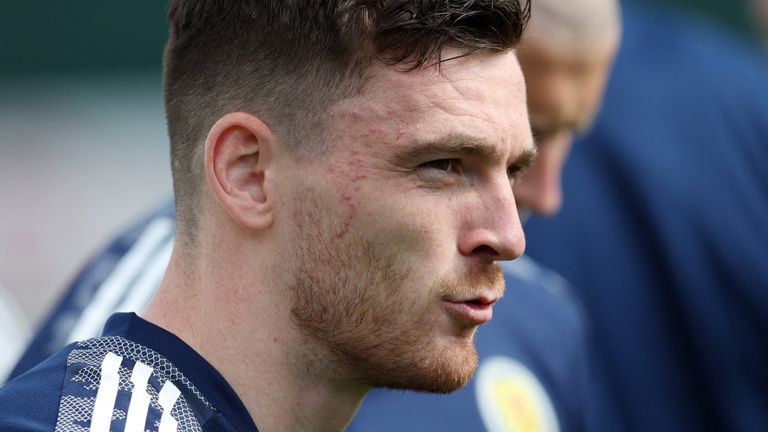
xmin=164 ymin=0 xmax=531 ymax=243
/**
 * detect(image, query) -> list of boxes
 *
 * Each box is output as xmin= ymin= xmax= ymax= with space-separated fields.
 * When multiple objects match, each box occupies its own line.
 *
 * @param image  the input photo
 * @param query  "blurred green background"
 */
xmin=1 ymin=2 xmax=168 ymax=77
xmin=0 ymin=0 xmax=763 ymax=78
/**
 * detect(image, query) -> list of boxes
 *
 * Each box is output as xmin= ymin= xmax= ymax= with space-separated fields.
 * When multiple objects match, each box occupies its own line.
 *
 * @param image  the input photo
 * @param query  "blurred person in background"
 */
xmin=525 ymin=3 xmax=768 ymax=432
xmin=0 ymin=284 xmax=29 ymax=383
xmin=752 ymin=0 xmax=768 ymax=45
xmin=6 ymin=0 xmax=621 ymax=431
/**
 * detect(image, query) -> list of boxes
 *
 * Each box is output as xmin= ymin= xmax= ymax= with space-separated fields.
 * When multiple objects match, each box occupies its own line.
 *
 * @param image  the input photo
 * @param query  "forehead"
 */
xmin=326 ymin=49 xmax=533 ymax=158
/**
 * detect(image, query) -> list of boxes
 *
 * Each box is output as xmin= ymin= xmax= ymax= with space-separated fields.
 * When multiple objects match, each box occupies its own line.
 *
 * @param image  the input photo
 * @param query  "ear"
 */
xmin=204 ymin=112 xmax=275 ymax=231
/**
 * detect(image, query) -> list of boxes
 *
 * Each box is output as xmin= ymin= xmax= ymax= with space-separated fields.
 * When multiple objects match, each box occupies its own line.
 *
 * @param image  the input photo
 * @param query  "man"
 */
xmin=8 ymin=0 xmax=620 ymax=430
xmin=0 ymin=1 xmax=533 ymax=431
xmin=514 ymin=0 xmax=619 ymax=220
xmin=525 ymin=4 xmax=768 ymax=432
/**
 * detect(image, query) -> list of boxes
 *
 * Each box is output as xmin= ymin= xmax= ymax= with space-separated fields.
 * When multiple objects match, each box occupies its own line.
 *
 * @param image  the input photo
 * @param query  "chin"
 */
xmin=372 ymin=337 xmax=480 ymax=394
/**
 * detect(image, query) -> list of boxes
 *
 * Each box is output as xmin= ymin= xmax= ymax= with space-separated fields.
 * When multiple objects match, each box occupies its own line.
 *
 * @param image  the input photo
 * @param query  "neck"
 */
xmin=142 ymin=244 xmax=368 ymax=432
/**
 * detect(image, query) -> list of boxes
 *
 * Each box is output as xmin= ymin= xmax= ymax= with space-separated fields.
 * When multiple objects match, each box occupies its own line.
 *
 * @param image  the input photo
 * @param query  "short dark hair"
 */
xmin=164 ymin=0 xmax=530 ymax=243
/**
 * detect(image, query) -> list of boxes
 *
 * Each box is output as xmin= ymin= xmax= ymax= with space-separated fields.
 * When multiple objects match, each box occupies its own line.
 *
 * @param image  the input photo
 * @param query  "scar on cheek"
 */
xmin=333 ymin=151 xmax=370 ymax=238
xmin=335 ymin=191 xmax=359 ymax=239
xmin=341 ymin=191 xmax=357 ymax=208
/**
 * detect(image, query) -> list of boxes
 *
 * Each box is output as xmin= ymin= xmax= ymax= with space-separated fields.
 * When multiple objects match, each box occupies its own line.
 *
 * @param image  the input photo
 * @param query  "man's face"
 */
xmin=514 ymin=41 xmax=616 ymax=218
xmin=281 ymin=49 xmax=533 ymax=393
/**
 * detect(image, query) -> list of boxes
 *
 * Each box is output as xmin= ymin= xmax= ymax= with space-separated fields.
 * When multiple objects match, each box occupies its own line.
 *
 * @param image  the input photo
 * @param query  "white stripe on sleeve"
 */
xmin=158 ymin=380 xmax=182 ymax=432
xmin=124 ymin=361 xmax=154 ymax=432
xmin=89 ymin=352 xmax=123 ymax=432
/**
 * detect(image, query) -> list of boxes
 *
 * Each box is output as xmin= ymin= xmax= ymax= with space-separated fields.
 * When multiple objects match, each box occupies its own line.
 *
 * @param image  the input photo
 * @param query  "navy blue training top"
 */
xmin=0 ymin=313 xmax=258 ymax=432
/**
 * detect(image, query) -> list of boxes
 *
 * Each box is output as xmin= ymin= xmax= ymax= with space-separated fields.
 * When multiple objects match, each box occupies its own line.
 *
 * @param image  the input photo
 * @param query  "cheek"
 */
xmin=357 ymin=191 xmax=461 ymax=271
xmin=318 ymin=154 xmax=374 ymax=239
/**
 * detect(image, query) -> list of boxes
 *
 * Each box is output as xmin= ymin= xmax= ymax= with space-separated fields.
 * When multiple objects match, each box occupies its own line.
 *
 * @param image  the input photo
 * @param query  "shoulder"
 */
xmin=495 ymin=256 xmax=592 ymax=379
xmin=3 ymin=334 xmax=212 ymax=432
xmin=0 ymin=345 xmax=75 ymax=430
xmin=53 ymin=335 xmax=209 ymax=432
xmin=481 ymin=258 xmax=593 ymax=430
xmin=499 ymin=256 xmax=587 ymax=335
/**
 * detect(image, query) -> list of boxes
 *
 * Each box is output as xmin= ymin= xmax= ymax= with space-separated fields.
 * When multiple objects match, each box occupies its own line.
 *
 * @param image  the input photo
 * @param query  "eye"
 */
xmin=507 ymin=163 xmax=530 ymax=186
xmin=419 ymin=159 xmax=462 ymax=174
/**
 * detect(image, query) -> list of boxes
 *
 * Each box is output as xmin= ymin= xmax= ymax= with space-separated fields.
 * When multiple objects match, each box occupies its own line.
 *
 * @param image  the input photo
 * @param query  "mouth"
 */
xmin=441 ymin=295 xmax=498 ymax=326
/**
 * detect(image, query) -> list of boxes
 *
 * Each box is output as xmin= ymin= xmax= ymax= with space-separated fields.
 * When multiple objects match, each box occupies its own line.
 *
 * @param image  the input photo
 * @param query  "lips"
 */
xmin=442 ymin=295 xmax=498 ymax=325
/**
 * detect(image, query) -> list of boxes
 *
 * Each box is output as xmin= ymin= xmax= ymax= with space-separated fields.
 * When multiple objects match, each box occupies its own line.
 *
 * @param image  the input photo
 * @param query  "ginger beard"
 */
xmin=289 ymin=190 xmax=504 ymax=393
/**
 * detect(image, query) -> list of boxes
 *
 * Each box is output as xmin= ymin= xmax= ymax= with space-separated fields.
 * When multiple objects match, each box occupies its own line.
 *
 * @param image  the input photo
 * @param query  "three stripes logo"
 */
xmin=57 ymin=349 xmax=187 ymax=432
xmin=90 ymin=353 xmax=181 ymax=432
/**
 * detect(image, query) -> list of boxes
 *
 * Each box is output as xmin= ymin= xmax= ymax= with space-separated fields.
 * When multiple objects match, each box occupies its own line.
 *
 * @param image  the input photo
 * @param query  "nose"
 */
xmin=458 ymin=180 xmax=526 ymax=262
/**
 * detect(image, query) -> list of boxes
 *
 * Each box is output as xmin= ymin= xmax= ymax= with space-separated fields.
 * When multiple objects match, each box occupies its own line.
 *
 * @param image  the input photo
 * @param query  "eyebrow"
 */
xmin=510 ymin=146 xmax=537 ymax=174
xmin=397 ymin=133 xmax=537 ymax=169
